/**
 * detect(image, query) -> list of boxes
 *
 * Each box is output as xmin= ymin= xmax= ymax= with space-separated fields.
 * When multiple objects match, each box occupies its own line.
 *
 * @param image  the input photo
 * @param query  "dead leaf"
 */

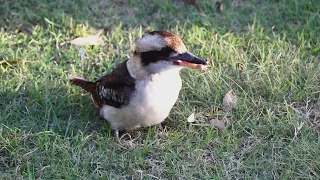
xmin=223 ymin=90 xmax=237 ymax=109
xmin=68 ymin=36 xmax=104 ymax=46
xmin=61 ymin=29 xmax=105 ymax=46
xmin=0 ymin=60 xmax=36 ymax=66
xmin=187 ymin=112 xmax=195 ymax=123
xmin=210 ymin=119 xmax=226 ymax=131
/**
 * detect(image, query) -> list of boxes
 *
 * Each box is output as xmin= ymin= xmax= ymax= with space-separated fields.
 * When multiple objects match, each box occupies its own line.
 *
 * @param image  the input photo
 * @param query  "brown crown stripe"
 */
xmin=149 ymin=31 xmax=175 ymax=37
xmin=148 ymin=31 xmax=183 ymax=52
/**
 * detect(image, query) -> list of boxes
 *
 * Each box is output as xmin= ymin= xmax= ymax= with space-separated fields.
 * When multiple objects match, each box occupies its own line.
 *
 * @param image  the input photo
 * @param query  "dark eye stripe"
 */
xmin=138 ymin=46 xmax=175 ymax=66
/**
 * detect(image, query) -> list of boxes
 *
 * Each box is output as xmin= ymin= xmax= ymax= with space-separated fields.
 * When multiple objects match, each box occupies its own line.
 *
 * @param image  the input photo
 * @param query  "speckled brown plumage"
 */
xmin=70 ymin=60 xmax=136 ymax=108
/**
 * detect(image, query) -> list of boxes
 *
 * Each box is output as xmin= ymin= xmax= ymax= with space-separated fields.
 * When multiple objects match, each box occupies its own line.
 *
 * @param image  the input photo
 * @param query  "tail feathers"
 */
xmin=70 ymin=77 xmax=96 ymax=94
xmin=70 ymin=77 xmax=103 ymax=107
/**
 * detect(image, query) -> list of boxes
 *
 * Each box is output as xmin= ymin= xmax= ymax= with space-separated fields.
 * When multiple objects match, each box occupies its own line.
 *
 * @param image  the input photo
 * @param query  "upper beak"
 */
xmin=170 ymin=52 xmax=208 ymax=70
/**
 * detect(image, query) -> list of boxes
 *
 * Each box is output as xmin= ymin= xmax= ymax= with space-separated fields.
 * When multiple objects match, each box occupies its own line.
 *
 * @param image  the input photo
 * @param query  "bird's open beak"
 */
xmin=170 ymin=52 xmax=208 ymax=70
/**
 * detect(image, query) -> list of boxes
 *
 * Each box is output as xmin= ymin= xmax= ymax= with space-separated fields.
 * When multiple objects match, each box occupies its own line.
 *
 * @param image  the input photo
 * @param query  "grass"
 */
xmin=0 ymin=0 xmax=319 ymax=179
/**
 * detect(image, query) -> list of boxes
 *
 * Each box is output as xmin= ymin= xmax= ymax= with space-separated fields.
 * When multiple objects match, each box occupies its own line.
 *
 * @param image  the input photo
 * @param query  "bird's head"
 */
xmin=131 ymin=31 xmax=208 ymax=75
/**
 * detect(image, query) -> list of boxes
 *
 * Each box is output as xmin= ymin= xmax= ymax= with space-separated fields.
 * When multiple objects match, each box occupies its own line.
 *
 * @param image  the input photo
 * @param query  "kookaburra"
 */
xmin=70 ymin=31 xmax=208 ymax=139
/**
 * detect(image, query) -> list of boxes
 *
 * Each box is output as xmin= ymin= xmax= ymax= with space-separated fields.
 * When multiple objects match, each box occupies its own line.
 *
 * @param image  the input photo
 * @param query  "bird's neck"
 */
xmin=126 ymin=56 xmax=182 ymax=80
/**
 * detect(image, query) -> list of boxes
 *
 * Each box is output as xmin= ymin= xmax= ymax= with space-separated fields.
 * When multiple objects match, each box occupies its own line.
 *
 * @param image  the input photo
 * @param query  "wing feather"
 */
xmin=95 ymin=60 xmax=135 ymax=108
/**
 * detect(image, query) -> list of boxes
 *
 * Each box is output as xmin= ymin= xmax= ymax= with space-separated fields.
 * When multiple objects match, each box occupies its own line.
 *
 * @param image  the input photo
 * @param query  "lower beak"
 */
xmin=170 ymin=52 xmax=208 ymax=70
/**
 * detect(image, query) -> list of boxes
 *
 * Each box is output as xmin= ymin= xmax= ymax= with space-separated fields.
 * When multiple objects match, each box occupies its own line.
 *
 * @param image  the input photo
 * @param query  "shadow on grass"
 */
xmin=0 ymin=76 xmax=110 ymax=136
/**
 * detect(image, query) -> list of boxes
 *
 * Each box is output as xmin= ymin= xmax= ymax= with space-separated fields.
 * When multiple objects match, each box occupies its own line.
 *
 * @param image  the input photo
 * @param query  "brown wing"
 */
xmin=95 ymin=60 xmax=136 ymax=108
